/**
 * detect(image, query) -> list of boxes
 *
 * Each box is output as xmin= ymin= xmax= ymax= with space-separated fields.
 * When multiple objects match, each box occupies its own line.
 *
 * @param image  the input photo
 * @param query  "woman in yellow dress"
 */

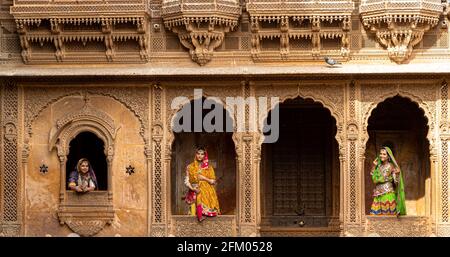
xmin=184 ymin=147 xmax=220 ymax=222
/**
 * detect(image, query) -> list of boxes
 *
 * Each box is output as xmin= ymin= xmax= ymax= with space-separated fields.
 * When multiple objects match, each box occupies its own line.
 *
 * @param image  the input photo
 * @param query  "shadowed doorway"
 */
xmin=260 ymin=97 xmax=340 ymax=231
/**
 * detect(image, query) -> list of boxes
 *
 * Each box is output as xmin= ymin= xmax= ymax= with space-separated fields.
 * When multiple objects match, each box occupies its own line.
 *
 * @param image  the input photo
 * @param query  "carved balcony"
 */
xmin=360 ymin=0 xmax=443 ymax=64
xmin=161 ymin=0 xmax=241 ymax=66
xmin=10 ymin=0 xmax=149 ymax=64
xmin=246 ymin=0 xmax=354 ymax=61
xmin=58 ymin=191 xmax=114 ymax=237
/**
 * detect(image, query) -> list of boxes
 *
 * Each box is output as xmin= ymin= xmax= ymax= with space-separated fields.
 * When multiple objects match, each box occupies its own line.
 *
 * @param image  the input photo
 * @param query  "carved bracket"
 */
xmin=161 ymin=0 xmax=241 ymax=65
xmin=360 ymin=0 xmax=443 ymax=64
xmin=246 ymin=0 xmax=354 ymax=61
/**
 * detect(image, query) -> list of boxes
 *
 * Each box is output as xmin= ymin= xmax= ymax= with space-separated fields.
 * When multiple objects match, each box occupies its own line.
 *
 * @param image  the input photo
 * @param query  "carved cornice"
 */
xmin=360 ymin=0 xmax=443 ymax=64
xmin=246 ymin=0 xmax=354 ymax=60
xmin=10 ymin=0 xmax=149 ymax=64
xmin=161 ymin=0 xmax=241 ymax=65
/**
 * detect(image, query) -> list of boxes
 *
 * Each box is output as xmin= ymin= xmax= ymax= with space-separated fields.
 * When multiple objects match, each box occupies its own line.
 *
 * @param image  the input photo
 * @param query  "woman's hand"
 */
xmin=209 ymin=179 xmax=216 ymax=185
xmin=373 ymin=159 xmax=378 ymax=166
xmin=75 ymin=186 xmax=83 ymax=193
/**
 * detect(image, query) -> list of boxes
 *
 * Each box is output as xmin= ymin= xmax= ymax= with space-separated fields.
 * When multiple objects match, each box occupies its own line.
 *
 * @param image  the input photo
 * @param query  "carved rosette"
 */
xmin=161 ymin=0 xmax=241 ymax=65
xmin=360 ymin=0 xmax=443 ymax=64
xmin=10 ymin=0 xmax=149 ymax=63
xmin=246 ymin=0 xmax=354 ymax=60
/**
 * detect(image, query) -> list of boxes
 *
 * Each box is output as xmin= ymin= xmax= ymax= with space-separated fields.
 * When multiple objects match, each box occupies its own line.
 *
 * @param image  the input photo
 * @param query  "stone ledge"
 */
xmin=2 ymin=62 xmax=450 ymax=77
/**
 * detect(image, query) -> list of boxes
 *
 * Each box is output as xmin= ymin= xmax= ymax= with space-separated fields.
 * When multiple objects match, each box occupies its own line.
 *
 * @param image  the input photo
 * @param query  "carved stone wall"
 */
xmin=0 ymin=80 xmax=21 ymax=236
xmin=19 ymin=86 xmax=148 ymax=236
xmin=170 ymin=215 xmax=236 ymax=237
xmin=1 ymin=75 xmax=450 ymax=236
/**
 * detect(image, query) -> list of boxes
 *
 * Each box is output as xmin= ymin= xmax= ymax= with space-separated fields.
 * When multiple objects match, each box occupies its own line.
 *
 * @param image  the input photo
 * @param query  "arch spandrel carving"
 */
xmin=164 ymin=86 xmax=242 ymax=149
xmin=254 ymin=83 xmax=346 ymax=148
xmin=49 ymin=99 xmax=120 ymax=157
xmin=360 ymin=83 xmax=438 ymax=148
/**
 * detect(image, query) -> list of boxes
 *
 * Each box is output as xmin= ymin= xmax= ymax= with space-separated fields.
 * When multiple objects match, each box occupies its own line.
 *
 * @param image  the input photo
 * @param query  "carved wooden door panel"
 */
xmin=272 ymin=108 xmax=328 ymax=217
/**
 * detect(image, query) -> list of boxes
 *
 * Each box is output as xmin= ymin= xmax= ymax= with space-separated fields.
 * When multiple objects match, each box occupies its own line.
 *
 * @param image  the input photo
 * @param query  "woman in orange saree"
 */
xmin=184 ymin=147 xmax=220 ymax=222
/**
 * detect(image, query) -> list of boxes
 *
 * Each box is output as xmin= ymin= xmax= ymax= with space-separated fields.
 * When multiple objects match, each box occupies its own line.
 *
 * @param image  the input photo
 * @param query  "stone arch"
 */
xmin=49 ymin=96 xmax=118 ymax=236
xmin=259 ymin=96 xmax=342 ymax=233
xmin=361 ymin=92 xmax=434 ymax=149
xmin=258 ymin=93 xmax=344 ymax=148
xmin=26 ymin=90 xmax=146 ymax=148
xmin=167 ymin=96 xmax=238 ymax=216
xmin=363 ymin=94 xmax=432 ymax=217
xmin=166 ymin=94 xmax=238 ymax=149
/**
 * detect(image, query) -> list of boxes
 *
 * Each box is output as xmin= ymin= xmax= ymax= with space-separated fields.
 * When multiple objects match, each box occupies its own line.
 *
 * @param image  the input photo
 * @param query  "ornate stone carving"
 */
xmin=365 ymin=216 xmax=432 ymax=236
xmin=246 ymin=0 xmax=354 ymax=61
xmin=360 ymin=0 xmax=443 ymax=64
xmin=161 ymin=0 xmax=241 ymax=65
xmin=254 ymin=83 xmax=345 ymax=147
xmin=360 ymin=82 xmax=437 ymax=147
xmin=49 ymin=94 xmax=118 ymax=155
xmin=151 ymin=85 xmax=165 ymax=236
xmin=43 ymin=93 xmax=120 ymax=236
xmin=170 ymin=215 xmax=236 ymax=236
xmin=58 ymin=192 xmax=114 ymax=237
xmin=1 ymin=80 xmax=20 ymax=235
xmin=24 ymin=87 xmax=148 ymax=149
xmin=10 ymin=0 xmax=149 ymax=63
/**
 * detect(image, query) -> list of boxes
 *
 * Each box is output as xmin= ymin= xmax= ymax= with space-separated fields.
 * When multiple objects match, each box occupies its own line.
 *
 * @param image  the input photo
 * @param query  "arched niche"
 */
xmin=49 ymin=97 xmax=119 ymax=236
xmin=364 ymin=95 xmax=430 ymax=217
xmin=259 ymin=97 xmax=341 ymax=235
xmin=169 ymin=97 xmax=237 ymax=217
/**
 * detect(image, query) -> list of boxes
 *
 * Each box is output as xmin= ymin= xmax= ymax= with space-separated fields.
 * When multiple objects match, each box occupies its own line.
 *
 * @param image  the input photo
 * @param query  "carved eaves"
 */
xmin=246 ymin=0 xmax=354 ymax=61
xmin=161 ymin=0 xmax=241 ymax=66
xmin=10 ymin=0 xmax=149 ymax=64
xmin=360 ymin=0 xmax=443 ymax=64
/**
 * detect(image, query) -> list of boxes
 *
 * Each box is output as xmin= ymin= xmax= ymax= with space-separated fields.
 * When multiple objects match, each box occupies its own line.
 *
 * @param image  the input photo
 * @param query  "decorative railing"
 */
xmin=246 ymin=0 xmax=355 ymax=61
xmin=10 ymin=0 xmax=149 ymax=63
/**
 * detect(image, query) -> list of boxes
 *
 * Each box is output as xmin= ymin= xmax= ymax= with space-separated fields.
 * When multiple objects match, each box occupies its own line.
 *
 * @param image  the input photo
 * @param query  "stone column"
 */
xmin=237 ymin=81 xmax=258 ymax=236
xmin=150 ymin=84 xmax=167 ymax=236
xmin=343 ymin=81 xmax=365 ymax=236
xmin=0 ymin=80 xmax=21 ymax=236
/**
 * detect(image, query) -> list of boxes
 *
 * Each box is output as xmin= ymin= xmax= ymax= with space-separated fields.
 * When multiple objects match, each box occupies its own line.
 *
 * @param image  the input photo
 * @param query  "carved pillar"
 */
xmin=150 ymin=84 xmax=167 ymax=236
xmin=106 ymin=152 xmax=113 ymax=202
xmin=438 ymin=80 xmax=450 ymax=236
xmin=343 ymin=81 xmax=364 ymax=236
xmin=58 ymin=155 xmax=67 ymax=203
xmin=0 ymin=80 xmax=21 ymax=236
xmin=146 ymin=88 xmax=153 ymax=236
xmin=237 ymin=81 xmax=258 ymax=236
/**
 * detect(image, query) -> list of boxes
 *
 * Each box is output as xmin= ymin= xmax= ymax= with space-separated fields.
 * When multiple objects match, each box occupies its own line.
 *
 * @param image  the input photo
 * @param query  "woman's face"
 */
xmin=379 ymin=149 xmax=388 ymax=162
xmin=80 ymin=161 xmax=89 ymax=174
xmin=196 ymin=150 xmax=205 ymax=162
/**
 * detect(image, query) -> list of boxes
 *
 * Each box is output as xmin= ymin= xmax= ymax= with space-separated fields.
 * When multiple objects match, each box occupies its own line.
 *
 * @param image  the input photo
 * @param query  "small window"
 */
xmin=66 ymin=132 xmax=108 ymax=191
